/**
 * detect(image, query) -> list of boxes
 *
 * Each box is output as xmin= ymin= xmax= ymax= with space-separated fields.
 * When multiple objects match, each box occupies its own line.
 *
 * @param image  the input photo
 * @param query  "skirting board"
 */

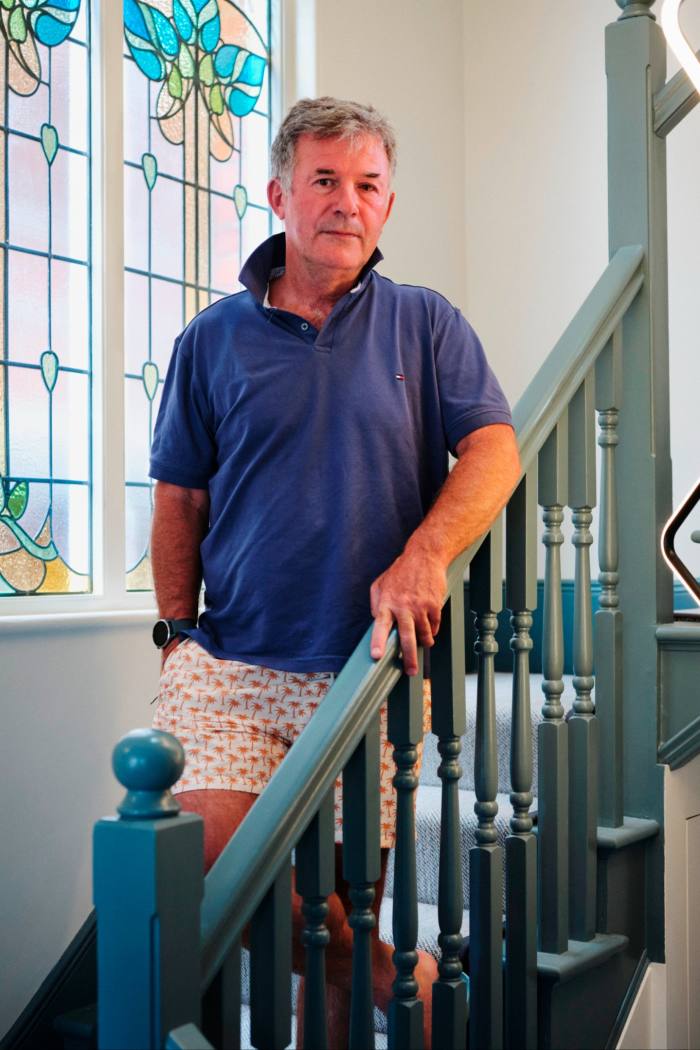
xmin=615 ymin=961 xmax=667 ymax=1050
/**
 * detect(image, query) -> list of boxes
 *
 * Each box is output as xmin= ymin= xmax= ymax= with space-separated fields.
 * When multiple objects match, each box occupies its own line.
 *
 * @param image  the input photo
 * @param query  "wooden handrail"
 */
xmin=654 ymin=47 xmax=700 ymax=138
xmin=199 ymin=245 xmax=646 ymax=992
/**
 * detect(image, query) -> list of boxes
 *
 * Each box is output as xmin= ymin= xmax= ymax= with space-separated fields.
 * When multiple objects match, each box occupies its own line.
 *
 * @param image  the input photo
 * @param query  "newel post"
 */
xmin=607 ymin=0 xmax=671 ymax=958
xmin=94 ymin=729 xmax=204 ymax=1050
xmin=615 ymin=0 xmax=656 ymax=18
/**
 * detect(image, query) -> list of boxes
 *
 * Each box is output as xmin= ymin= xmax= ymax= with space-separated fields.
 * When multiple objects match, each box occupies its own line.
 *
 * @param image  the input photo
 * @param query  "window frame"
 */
xmin=1 ymin=0 xmax=295 ymax=624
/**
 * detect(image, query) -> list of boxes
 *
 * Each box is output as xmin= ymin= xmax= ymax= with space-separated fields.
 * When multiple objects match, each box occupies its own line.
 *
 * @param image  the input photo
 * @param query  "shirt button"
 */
xmin=301 ymin=322 xmax=309 ymax=331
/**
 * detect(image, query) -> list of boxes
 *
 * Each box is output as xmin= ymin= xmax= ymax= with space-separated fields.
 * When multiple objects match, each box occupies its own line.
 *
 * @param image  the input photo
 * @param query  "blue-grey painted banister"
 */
xmin=505 ymin=473 xmax=538 ymax=1050
xmin=595 ymin=331 xmax=624 ymax=829
xmin=537 ymin=418 xmax=570 ymax=954
xmin=568 ymin=375 xmax=599 ymax=942
xmin=296 ymin=791 xmax=335 ymax=1050
xmin=343 ymin=718 xmax=382 ymax=1050
xmin=94 ymin=730 xmax=203 ymax=1050
xmin=250 ymin=860 xmax=293 ymax=1049
xmin=201 ymin=945 xmax=241 ymax=1050
xmin=653 ymin=44 xmax=700 ymax=138
xmin=387 ymin=662 xmax=425 ymax=1049
xmin=469 ymin=518 xmax=505 ymax=1050
xmin=509 ymin=246 xmax=643 ymax=479
xmin=430 ymin=589 xmax=468 ymax=1050
xmin=607 ymin=8 xmax=671 ymax=961
xmin=200 ymin=635 xmax=401 ymax=989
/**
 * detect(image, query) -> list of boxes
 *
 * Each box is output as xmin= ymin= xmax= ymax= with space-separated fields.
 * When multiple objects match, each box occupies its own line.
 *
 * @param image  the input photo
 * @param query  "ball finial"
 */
xmin=112 ymin=728 xmax=185 ymax=819
xmin=616 ymin=0 xmax=656 ymax=19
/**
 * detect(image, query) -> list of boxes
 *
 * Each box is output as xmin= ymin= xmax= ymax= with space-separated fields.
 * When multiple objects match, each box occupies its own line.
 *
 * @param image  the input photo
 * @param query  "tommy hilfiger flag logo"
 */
xmin=395 ymin=373 xmax=405 ymax=381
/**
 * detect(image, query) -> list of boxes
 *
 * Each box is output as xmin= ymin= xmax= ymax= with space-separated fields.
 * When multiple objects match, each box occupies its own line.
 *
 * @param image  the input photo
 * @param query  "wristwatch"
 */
xmin=152 ymin=618 xmax=197 ymax=649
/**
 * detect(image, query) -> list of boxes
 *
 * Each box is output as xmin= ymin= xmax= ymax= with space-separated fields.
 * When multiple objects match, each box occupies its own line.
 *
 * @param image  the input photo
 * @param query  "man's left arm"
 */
xmin=370 ymin=423 xmax=521 ymax=675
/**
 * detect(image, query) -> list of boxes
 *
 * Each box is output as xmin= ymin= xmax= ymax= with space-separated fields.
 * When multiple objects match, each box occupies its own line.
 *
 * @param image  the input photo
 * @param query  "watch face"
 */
xmin=152 ymin=620 xmax=171 ymax=648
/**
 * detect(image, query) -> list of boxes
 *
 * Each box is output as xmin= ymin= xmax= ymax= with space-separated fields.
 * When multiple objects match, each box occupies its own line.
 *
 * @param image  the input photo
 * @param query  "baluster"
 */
xmin=201 ymin=945 xmax=241 ymax=1050
xmin=94 ymin=730 xmax=203 ymax=1050
xmin=469 ymin=519 xmax=505 ymax=1050
xmin=568 ymin=374 xmax=599 ymax=941
xmin=296 ymin=791 xmax=335 ymax=1050
xmin=505 ymin=472 xmax=538 ymax=1050
xmin=595 ymin=330 xmax=624 ymax=828
xmin=343 ymin=716 xmax=382 ymax=1050
xmin=387 ymin=655 xmax=425 ymax=1050
xmin=431 ymin=586 xmax=468 ymax=1050
xmin=537 ymin=418 xmax=570 ymax=954
xmin=250 ymin=859 xmax=293 ymax=1050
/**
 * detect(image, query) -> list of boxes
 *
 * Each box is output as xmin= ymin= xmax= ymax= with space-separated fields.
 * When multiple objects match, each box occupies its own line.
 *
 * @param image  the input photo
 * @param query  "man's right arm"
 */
xmin=151 ymin=480 xmax=210 ymax=662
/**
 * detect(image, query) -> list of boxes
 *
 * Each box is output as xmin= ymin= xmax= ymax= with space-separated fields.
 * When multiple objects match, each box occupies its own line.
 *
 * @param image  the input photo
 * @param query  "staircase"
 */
xmin=7 ymin=5 xmax=698 ymax=1050
xmin=229 ymin=673 xmax=658 ymax=1050
xmin=236 ymin=673 xmax=564 ymax=1049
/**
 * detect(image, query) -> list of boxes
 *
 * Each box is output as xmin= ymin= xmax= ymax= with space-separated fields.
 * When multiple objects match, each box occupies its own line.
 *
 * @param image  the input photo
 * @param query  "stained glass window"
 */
xmin=0 ymin=0 xmax=92 ymax=596
xmin=123 ymin=0 xmax=271 ymax=590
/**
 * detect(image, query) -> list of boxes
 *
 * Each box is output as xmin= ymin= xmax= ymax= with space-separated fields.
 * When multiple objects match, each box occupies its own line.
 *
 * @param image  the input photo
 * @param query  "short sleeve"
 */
xmin=434 ymin=307 xmax=513 ymax=454
xmin=149 ymin=333 xmax=217 ymax=489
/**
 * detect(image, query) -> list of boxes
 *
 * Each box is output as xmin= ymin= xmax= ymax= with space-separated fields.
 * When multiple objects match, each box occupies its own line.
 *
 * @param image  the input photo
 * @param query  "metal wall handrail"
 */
xmin=199 ymin=244 xmax=646 ymax=991
xmin=661 ymin=477 xmax=700 ymax=605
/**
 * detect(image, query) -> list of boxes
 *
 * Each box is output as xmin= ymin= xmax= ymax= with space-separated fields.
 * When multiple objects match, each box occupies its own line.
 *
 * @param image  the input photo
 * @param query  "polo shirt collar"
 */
xmin=239 ymin=232 xmax=384 ymax=304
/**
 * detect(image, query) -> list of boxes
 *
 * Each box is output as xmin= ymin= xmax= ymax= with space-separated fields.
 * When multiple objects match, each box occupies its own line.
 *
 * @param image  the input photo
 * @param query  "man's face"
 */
xmin=268 ymin=132 xmax=395 ymax=278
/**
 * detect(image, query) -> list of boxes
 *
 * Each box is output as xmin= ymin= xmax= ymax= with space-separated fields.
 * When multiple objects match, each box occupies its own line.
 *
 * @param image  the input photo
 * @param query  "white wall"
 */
xmin=315 ymin=0 xmax=467 ymax=309
xmin=0 ymin=619 xmax=159 ymax=1037
xmin=463 ymin=0 xmax=700 ymax=574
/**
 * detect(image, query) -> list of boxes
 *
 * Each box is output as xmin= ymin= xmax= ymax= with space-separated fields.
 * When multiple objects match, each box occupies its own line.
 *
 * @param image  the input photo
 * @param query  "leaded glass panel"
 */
xmin=123 ymin=0 xmax=272 ymax=590
xmin=0 ymin=0 xmax=92 ymax=596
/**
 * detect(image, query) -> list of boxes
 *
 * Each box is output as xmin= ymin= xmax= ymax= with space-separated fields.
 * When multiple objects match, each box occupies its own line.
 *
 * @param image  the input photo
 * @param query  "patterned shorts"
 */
xmin=153 ymin=638 xmax=431 ymax=849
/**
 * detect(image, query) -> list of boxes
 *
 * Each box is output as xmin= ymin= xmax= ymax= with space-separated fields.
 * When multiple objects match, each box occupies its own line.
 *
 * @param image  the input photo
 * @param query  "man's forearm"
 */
xmin=370 ymin=423 xmax=520 ymax=674
xmin=151 ymin=481 xmax=210 ymax=619
xmin=404 ymin=423 xmax=521 ymax=569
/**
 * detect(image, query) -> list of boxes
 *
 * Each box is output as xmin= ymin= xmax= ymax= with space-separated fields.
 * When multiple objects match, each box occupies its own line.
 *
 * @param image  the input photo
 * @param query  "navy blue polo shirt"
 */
xmin=150 ymin=234 xmax=512 ymax=671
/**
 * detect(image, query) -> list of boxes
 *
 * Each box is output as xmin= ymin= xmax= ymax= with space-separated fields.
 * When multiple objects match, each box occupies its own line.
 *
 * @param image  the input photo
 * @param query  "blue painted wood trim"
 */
xmin=537 ymin=933 xmax=628 ymax=985
xmin=657 ymin=621 xmax=700 ymax=769
xmin=464 ymin=580 xmax=696 ymax=675
xmin=0 ymin=911 xmax=96 ymax=1050
xmin=658 ymin=715 xmax=700 ymax=770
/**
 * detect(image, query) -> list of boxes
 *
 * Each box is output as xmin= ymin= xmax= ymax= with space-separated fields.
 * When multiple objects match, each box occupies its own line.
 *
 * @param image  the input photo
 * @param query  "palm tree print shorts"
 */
xmin=153 ymin=637 xmax=432 ymax=849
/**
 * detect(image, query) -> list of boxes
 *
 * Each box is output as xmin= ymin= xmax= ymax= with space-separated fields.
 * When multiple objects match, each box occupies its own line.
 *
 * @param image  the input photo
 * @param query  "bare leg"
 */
xmin=177 ymin=788 xmax=256 ymax=872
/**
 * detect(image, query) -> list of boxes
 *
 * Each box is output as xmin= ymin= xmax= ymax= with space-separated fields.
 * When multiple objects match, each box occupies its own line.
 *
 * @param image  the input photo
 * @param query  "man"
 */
xmin=150 ymin=97 xmax=519 ymax=1047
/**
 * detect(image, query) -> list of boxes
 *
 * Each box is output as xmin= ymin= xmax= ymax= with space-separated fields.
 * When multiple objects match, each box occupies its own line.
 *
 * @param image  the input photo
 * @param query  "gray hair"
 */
xmin=270 ymin=96 xmax=397 ymax=190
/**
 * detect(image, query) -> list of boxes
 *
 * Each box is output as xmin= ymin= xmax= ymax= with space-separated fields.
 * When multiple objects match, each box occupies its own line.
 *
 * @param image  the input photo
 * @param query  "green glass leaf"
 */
xmin=40 ymin=123 xmax=59 ymax=166
xmin=178 ymin=41 xmax=195 ymax=80
xmin=8 ymin=6 xmax=27 ymax=42
xmin=1 ymin=0 xmax=15 ymax=10
xmin=233 ymin=183 xmax=248 ymax=220
xmin=141 ymin=152 xmax=158 ymax=191
xmin=209 ymin=83 xmax=224 ymax=116
xmin=40 ymin=349 xmax=58 ymax=393
xmin=168 ymin=65 xmax=183 ymax=100
xmin=199 ymin=52 xmax=214 ymax=86
xmin=8 ymin=481 xmax=28 ymax=521
xmin=142 ymin=361 xmax=159 ymax=402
